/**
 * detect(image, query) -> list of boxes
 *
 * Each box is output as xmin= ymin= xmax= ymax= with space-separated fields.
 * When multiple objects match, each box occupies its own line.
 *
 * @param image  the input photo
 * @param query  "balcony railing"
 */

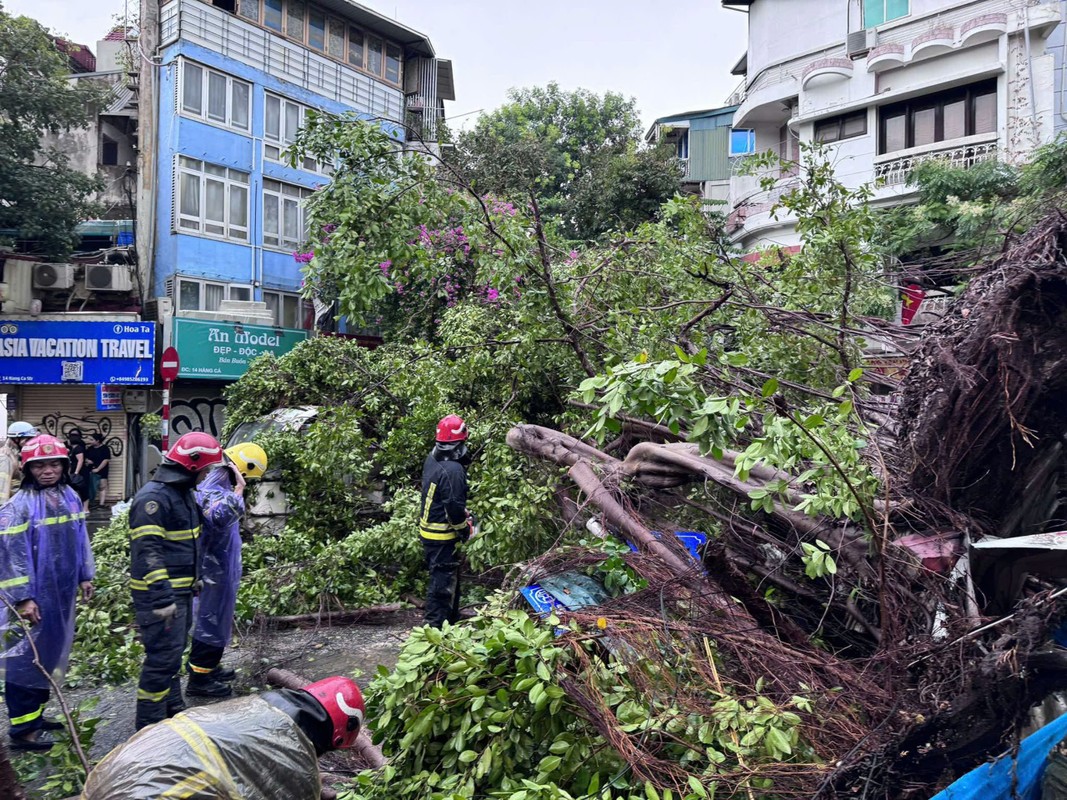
xmin=874 ymin=138 xmax=999 ymax=185
xmin=161 ymin=0 xmax=404 ymax=123
xmin=679 ymin=158 xmax=690 ymax=179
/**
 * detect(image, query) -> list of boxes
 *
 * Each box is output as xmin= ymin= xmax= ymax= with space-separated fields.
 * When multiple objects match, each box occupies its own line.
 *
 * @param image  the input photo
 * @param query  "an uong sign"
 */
xmin=0 ymin=320 xmax=156 ymax=385
xmin=172 ymin=318 xmax=307 ymax=380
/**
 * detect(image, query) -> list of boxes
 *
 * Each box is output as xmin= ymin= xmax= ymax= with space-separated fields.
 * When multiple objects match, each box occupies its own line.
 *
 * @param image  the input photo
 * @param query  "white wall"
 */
xmin=747 ymin=0 xmax=849 ymax=78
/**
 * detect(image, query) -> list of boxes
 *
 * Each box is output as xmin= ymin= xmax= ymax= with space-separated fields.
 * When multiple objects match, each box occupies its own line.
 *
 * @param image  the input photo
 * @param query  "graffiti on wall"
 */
xmin=39 ymin=413 xmax=124 ymax=459
xmin=170 ymin=397 xmax=227 ymax=439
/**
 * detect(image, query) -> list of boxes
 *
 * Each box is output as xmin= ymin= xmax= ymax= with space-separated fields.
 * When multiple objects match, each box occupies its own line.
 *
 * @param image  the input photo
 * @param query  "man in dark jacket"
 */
xmin=129 ymin=431 xmax=223 ymax=730
xmin=419 ymin=415 xmax=475 ymax=628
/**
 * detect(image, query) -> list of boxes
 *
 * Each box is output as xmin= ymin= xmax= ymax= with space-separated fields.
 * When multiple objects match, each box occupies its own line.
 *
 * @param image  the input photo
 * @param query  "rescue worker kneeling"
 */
xmin=81 ymin=676 xmax=365 ymax=800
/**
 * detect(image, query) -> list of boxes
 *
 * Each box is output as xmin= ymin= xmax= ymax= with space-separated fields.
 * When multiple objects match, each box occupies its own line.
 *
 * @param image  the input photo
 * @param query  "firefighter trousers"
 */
xmin=135 ymin=594 xmax=192 ymax=730
xmin=423 ymin=538 xmax=461 ymax=628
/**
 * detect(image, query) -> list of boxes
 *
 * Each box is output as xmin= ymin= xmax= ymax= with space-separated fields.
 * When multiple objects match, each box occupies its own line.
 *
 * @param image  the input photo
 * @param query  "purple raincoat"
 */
xmin=0 ymin=484 xmax=95 ymax=688
xmin=193 ymin=466 xmax=245 ymax=648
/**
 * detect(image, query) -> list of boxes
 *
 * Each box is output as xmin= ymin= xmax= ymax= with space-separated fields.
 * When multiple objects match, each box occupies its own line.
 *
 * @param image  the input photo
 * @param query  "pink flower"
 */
xmin=486 ymin=288 xmax=500 ymax=302
xmin=379 ymin=260 xmax=392 ymax=276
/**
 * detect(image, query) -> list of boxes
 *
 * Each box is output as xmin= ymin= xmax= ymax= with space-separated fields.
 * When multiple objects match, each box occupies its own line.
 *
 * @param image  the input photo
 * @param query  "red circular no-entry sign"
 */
xmin=160 ymin=346 xmax=180 ymax=384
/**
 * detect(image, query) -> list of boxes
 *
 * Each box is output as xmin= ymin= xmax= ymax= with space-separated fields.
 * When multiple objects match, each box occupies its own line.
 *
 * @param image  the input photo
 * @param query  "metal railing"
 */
xmin=874 ymin=139 xmax=999 ymax=184
xmin=161 ymin=0 xmax=404 ymax=123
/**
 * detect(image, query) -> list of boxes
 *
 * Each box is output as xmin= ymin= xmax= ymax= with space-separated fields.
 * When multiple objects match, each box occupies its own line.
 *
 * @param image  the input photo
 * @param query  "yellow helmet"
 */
xmin=224 ymin=442 xmax=268 ymax=479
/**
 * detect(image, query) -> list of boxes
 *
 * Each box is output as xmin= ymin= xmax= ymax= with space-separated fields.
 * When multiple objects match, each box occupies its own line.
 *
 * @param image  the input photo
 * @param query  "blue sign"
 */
xmin=0 ymin=320 xmax=156 ymax=385
xmin=519 ymin=584 xmax=565 ymax=616
xmin=627 ymin=531 xmax=708 ymax=565
xmin=97 ymin=385 xmax=124 ymax=411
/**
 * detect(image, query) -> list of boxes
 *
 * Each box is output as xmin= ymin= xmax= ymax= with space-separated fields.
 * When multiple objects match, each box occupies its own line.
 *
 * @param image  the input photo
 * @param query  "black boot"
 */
xmin=209 ymin=665 xmax=236 ymax=682
xmin=186 ymin=675 xmax=233 ymax=698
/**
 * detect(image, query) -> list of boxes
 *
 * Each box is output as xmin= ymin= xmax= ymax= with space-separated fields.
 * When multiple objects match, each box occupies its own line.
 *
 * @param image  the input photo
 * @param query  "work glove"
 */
xmin=465 ymin=511 xmax=480 ymax=542
xmin=152 ymin=603 xmax=177 ymax=622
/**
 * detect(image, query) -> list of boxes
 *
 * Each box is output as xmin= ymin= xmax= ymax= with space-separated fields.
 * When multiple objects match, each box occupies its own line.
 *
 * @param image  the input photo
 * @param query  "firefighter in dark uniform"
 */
xmin=419 ymin=415 xmax=475 ymax=628
xmin=129 ymin=431 xmax=224 ymax=731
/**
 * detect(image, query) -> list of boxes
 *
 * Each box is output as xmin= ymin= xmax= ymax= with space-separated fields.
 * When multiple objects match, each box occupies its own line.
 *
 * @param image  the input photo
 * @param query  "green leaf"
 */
xmin=458 ymin=750 xmax=479 ymax=763
xmin=761 ymin=378 xmax=778 ymax=398
xmin=847 ymin=368 xmax=863 ymax=382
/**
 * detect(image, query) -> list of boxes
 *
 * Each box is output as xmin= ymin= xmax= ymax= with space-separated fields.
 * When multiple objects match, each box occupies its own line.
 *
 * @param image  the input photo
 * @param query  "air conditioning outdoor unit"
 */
xmin=32 ymin=263 xmax=75 ymax=290
xmin=84 ymin=263 xmax=134 ymax=292
xmin=847 ymin=28 xmax=878 ymax=59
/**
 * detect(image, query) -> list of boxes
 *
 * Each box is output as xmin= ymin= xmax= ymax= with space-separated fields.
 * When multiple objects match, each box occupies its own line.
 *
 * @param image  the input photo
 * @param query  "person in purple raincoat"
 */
xmin=0 ymin=435 xmax=94 ymax=752
xmin=186 ymin=442 xmax=267 ymax=698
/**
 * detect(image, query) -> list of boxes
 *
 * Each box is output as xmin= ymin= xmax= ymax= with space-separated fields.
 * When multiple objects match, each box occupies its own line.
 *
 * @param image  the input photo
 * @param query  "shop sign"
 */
xmin=0 ymin=320 xmax=156 ymax=385
xmin=172 ymin=318 xmax=308 ymax=380
xmin=97 ymin=385 xmax=124 ymax=411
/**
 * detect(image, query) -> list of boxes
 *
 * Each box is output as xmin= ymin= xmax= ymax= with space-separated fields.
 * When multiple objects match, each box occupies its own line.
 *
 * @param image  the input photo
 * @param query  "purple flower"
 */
xmin=293 ymin=251 xmax=314 ymax=264
xmin=486 ymin=288 xmax=500 ymax=302
xmin=379 ymin=260 xmax=392 ymax=276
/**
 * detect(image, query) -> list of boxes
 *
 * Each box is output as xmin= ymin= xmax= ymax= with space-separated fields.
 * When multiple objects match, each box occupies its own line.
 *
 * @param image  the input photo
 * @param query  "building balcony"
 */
xmin=161 ymin=0 xmax=404 ymax=122
xmin=727 ymin=161 xmax=800 ymax=237
xmin=679 ymin=158 xmax=691 ymax=179
xmin=873 ymin=134 xmax=999 ymax=185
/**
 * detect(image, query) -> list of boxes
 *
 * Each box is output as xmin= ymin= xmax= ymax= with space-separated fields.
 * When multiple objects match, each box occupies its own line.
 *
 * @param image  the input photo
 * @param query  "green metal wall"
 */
xmin=689 ymin=127 xmax=732 ymax=182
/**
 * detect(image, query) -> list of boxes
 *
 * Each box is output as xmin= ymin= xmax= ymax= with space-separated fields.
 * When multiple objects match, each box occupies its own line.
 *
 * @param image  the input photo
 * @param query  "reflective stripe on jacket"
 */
xmin=419 ymin=452 xmax=467 ymax=541
xmin=129 ymin=464 xmax=200 ymax=611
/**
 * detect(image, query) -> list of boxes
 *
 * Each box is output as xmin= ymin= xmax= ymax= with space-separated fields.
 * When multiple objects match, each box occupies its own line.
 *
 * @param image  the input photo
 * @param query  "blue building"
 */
xmin=137 ymin=0 xmax=453 ymax=438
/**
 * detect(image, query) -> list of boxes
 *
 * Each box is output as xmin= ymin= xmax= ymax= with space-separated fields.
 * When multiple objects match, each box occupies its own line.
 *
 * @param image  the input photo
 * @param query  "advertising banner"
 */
xmin=0 ymin=320 xmax=156 ymax=385
xmin=172 ymin=318 xmax=307 ymax=380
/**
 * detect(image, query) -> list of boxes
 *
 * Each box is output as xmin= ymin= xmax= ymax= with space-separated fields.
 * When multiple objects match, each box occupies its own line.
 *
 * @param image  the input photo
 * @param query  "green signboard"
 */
xmin=172 ymin=318 xmax=308 ymax=380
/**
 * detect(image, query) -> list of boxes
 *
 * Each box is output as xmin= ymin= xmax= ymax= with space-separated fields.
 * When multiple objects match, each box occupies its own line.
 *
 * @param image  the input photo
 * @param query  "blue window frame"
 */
xmin=864 ymin=0 xmax=909 ymax=28
xmin=729 ymin=129 xmax=756 ymax=157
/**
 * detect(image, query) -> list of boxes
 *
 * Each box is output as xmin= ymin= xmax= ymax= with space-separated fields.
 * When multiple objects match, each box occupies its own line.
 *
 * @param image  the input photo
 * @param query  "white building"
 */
xmin=723 ymin=0 xmax=1064 ymax=248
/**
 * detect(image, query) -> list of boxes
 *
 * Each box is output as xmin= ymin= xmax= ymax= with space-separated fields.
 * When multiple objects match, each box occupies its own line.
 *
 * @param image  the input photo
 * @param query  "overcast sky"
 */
xmin=4 ymin=0 xmax=749 ymax=130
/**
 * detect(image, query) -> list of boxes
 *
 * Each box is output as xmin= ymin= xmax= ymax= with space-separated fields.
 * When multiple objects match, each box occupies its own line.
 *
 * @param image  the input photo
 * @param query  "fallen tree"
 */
xmin=500 ymin=210 xmax=1067 ymax=797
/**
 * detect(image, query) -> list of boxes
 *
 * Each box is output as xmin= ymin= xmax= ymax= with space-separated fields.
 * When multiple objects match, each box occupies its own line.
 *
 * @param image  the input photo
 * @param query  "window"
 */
xmin=180 ymin=60 xmax=251 ymax=131
xmin=815 ymin=110 xmax=868 ymax=143
xmin=729 ymin=128 xmax=756 ymax=156
xmin=308 ymin=8 xmax=326 ymax=50
xmin=238 ymin=0 xmax=259 ymax=21
xmin=177 ymin=278 xmax=252 ymax=311
xmin=864 ymin=0 xmax=909 ymax=28
xmin=101 ymin=135 xmax=119 ymax=166
xmin=385 ymin=43 xmax=402 ymax=84
xmin=878 ymin=79 xmax=997 ymax=154
xmin=176 ymin=157 xmax=250 ymax=241
xmin=264 ymin=93 xmax=326 ymax=172
xmin=676 ymin=130 xmax=689 ymax=160
xmin=366 ymin=35 xmax=384 ymax=76
xmin=263 ymin=179 xmax=312 ymax=250
xmin=263 ymin=0 xmax=283 ymax=31
xmin=328 ymin=18 xmax=345 ymax=59
xmin=347 ymin=27 xmax=365 ymax=68
xmin=285 ymin=0 xmax=305 ymax=39
xmin=264 ymin=290 xmax=310 ymax=329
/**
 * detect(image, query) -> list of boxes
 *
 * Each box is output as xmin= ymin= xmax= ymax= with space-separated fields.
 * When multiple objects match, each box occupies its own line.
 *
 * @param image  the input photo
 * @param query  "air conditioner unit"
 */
xmin=847 ymin=28 xmax=878 ymax=59
xmin=32 ymin=263 xmax=75 ymax=290
xmin=84 ymin=263 xmax=134 ymax=292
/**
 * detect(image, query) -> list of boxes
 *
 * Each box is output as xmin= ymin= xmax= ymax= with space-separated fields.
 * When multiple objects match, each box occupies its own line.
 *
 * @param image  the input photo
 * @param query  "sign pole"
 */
xmin=161 ymin=381 xmax=171 ymax=452
xmin=159 ymin=347 xmax=181 ymax=453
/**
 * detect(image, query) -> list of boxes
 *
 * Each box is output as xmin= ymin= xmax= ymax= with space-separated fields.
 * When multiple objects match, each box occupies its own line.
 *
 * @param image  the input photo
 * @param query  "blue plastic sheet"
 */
xmin=193 ymin=466 xmax=245 ymax=648
xmin=930 ymin=712 xmax=1067 ymax=800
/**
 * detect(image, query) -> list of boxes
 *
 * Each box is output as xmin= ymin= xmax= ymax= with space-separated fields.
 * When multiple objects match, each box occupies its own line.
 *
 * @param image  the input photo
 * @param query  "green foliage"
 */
xmin=800 ymin=540 xmax=838 ymax=580
xmin=0 ymin=7 xmax=106 ymax=257
xmin=333 ymin=604 xmax=812 ymax=800
xmin=13 ymin=697 xmax=99 ymax=799
xmin=68 ymin=511 xmax=142 ymax=686
xmin=453 ymin=82 xmax=680 ymax=240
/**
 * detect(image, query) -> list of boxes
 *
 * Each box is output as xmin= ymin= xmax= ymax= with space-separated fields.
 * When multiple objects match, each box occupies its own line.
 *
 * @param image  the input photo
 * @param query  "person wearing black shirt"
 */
xmin=87 ymin=432 xmax=111 ymax=507
xmin=66 ymin=429 xmax=90 ymax=511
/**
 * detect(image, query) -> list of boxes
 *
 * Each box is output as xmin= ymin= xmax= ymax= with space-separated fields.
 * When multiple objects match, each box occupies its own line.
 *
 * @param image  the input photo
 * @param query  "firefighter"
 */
xmin=81 ymin=675 xmax=365 ymax=799
xmin=129 ymin=431 xmax=223 ymax=731
xmin=419 ymin=415 xmax=476 ymax=628
xmin=0 ymin=421 xmax=39 ymax=504
xmin=187 ymin=442 xmax=268 ymax=697
xmin=0 ymin=434 xmax=95 ymax=752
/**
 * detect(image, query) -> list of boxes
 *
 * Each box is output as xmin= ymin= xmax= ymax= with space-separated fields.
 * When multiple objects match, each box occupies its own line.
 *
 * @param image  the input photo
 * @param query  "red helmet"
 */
xmin=20 ymin=435 xmax=69 ymax=467
xmin=435 ymin=415 xmax=468 ymax=443
xmin=164 ymin=431 xmax=224 ymax=473
xmin=302 ymin=676 xmax=365 ymax=749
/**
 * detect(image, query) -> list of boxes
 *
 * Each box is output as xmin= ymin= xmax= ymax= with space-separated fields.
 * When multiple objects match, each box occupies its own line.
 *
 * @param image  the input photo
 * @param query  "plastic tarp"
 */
xmin=0 ymin=485 xmax=94 ymax=688
xmin=929 ymin=711 xmax=1067 ymax=800
xmin=81 ymin=695 xmax=321 ymax=799
xmin=193 ymin=466 xmax=245 ymax=647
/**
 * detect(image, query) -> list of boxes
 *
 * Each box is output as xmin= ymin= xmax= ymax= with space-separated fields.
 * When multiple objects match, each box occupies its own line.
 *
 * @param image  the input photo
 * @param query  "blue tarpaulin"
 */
xmin=930 ymin=712 xmax=1067 ymax=800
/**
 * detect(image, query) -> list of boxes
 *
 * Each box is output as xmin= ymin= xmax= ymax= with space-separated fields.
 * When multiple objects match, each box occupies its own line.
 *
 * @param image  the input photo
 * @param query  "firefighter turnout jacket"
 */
xmin=129 ymin=463 xmax=201 ymax=611
xmin=419 ymin=453 xmax=468 ymax=541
